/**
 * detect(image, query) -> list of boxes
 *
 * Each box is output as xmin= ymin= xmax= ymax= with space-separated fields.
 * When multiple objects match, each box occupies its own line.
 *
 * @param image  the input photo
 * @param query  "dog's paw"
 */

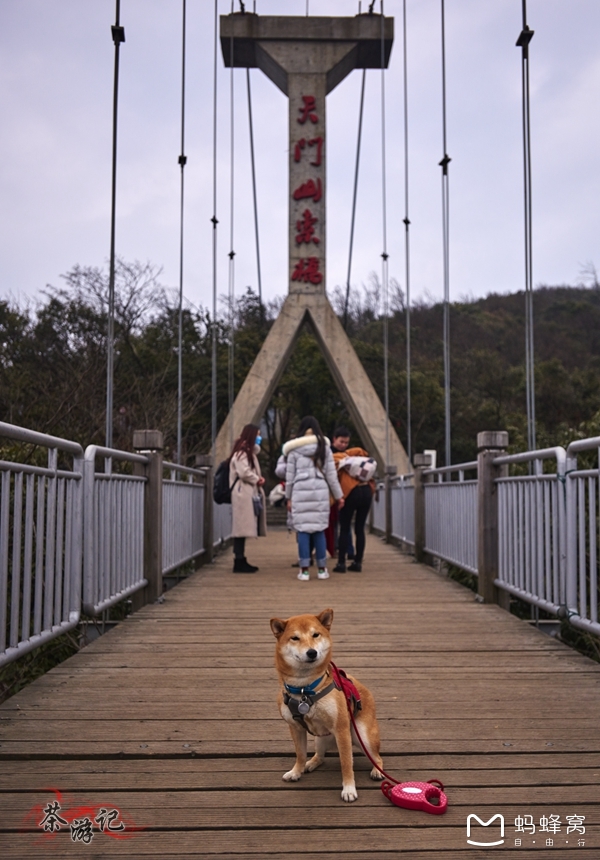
xmin=341 ymin=784 xmax=358 ymax=802
xmin=305 ymin=755 xmax=324 ymax=772
xmin=370 ymin=766 xmax=385 ymax=780
xmin=282 ymin=768 xmax=302 ymax=782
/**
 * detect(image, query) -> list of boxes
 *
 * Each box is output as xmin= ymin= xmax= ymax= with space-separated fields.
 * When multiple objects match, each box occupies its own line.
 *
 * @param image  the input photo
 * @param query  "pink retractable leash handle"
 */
xmin=381 ymin=779 xmax=448 ymax=815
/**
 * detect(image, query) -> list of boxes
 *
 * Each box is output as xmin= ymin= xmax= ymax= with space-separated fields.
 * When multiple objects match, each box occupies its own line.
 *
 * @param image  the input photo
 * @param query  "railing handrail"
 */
xmin=494 ymin=446 xmax=566 ymax=475
xmin=0 ymin=420 xmax=83 ymax=457
xmin=423 ymin=461 xmax=477 ymax=481
xmin=84 ymin=444 xmax=148 ymax=467
xmin=0 ymin=460 xmax=83 ymax=480
xmin=163 ymin=460 xmax=207 ymax=479
xmin=566 ymin=435 xmax=600 ymax=457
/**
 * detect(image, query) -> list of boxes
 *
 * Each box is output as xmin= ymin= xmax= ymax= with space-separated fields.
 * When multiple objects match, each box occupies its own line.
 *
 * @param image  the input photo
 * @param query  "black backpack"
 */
xmin=213 ymin=459 xmax=238 ymax=505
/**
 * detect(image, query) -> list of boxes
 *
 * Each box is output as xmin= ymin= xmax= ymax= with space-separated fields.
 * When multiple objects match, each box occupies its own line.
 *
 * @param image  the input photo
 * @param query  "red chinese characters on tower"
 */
xmin=291 ymin=257 xmax=323 ymax=285
xmin=295 ymin=209 xmax=319 ymax=245
xmin=291 ymin=95 xmax=323 ymax=288
xmin=293 ymin=137 xmax=323 ymax=167
xmin=297 ymin=95 xmax=318 ymax=125
xmin=292 ymin=178 xmax=322 ymax=203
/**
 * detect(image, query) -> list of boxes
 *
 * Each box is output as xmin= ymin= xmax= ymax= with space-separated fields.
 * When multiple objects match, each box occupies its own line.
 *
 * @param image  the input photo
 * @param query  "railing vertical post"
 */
xmin=564 ymin=446 xmax=578 ymax=614
xmin=413 ymin=453 xmax=432 ymax=563
xmin=132 ymin=430 xmax=164 ymax=608
xmin=196 ymin=454 xmax=214 ymax=564
xmin=384 ymin=465 xmax=397 ymax=542
xmin=477 ymin=430 xmax=509 ymax=605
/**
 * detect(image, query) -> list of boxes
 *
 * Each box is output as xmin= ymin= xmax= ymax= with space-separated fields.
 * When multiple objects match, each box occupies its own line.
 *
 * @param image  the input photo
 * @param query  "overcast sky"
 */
xmin=1 ymin=0 xmax=599 ymax=315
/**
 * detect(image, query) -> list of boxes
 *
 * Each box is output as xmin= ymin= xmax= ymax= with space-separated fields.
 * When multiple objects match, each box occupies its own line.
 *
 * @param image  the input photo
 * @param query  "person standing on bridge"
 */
xmin=229 ymin=424 xmax=267 ymax=573
xmin=284 ymin=416 xmax=344 ymax=582
xmin=325 ymin=425 xmax=355 ymax=561
xmin=333 ymin=445 xmax=375 ymax=573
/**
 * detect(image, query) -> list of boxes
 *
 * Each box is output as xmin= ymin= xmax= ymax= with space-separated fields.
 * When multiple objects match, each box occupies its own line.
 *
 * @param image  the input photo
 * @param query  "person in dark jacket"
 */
xmin=325 ymin=426 xmax=355 ymax=559
xmin=332 ymin=446 xmax=375 ymax=573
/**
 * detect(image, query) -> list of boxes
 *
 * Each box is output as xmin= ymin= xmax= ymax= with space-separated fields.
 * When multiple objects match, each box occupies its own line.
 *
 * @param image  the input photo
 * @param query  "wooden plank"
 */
xmin=2 ymin=750 xmax=599 ymax=773
xmin=0 ymin=824 xmax=595 ymax=855
xmin=2 ymin=716 xmax=600 ymax=741
xmin=0 ymin=851 xmax=579 ymax=860
xmin=3 ymin=787 xmax=600 ymax=816
xmin=3 ymin=766 xmax=600 ymax=793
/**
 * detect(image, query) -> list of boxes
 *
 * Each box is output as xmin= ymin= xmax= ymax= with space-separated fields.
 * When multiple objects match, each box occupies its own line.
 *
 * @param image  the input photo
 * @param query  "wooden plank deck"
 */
xmin=1 ymin=528 xmax=599 ymax=857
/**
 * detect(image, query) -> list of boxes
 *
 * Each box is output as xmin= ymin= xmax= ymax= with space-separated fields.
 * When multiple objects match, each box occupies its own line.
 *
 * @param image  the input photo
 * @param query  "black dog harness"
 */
xmin=283 ymin=667 xmax=361 ymax=735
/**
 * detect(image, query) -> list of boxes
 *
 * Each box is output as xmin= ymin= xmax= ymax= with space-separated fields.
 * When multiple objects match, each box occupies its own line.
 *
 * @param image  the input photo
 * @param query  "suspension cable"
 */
xmin=211 ymin=0 xmax=219 ymax=452
xmin=228 ymin=8 xmax=236 ymax=452
xmin=246 ymin=69 xmax=263 ymax=310
xmin=176 ymin=0 xmax=187 ymax=465
xmin=517 ymin=0 xmax=536 ymax=451
xmin=380 ymin=1 xmax=390 ymax=469
xmin=106 ymin=0 xmax=125 ymax=449
xmin=440 ymin=0 xmax=451 ymax=468
xmin=402 ymin=0 xmax=412 ymax=464
xmin=343 ymin=69 xmax=366 ymax=331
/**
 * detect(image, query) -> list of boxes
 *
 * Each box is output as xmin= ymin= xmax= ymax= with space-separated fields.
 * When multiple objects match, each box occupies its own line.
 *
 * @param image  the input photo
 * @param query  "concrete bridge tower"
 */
xmin=215 ymin=11 xmax=409 ymax=475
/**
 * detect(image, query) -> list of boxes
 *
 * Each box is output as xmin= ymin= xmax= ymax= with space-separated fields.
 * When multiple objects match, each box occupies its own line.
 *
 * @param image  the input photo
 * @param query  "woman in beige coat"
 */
xmin=229 ymin=424 xmax=267 ymax=572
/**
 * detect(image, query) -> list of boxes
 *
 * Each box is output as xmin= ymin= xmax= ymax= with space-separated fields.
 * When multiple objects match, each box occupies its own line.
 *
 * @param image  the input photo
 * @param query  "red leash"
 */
xmin=330 ymin=661 xmax=448 ymax=814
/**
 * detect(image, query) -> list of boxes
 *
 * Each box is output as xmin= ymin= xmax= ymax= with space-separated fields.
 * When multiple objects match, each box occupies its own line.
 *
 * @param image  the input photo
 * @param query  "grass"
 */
xmin=0 ymin=631 xmax=80 ymax=705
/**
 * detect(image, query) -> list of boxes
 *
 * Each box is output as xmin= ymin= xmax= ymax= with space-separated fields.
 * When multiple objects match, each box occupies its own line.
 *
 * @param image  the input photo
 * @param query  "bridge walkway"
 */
xmin=1 ymin=529 xmax=598 ymax=857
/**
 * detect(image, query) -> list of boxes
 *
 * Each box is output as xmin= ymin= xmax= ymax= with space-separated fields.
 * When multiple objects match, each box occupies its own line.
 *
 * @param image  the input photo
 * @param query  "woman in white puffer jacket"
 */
xmin=284 ymin=416 xmax=344 ymax=581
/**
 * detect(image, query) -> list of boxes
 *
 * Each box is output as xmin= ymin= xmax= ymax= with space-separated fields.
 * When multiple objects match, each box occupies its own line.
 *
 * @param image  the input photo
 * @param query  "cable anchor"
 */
xmin=111 ymin=25 xmax=125 ymax=45
xmin=439 ymin=153 xmax=451 ymax=175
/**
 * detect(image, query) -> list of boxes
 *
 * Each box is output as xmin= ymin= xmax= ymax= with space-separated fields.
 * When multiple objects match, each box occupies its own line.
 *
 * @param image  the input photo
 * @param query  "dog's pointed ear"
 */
xmin=270 ymin=617 xmax=287 ymax=638
xmin=317 ymin=608 xmax=334 ymax=630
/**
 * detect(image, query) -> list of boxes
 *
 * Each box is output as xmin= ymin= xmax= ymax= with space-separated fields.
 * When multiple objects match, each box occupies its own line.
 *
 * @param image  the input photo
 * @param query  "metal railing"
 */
xmin=1 ymin=421 xmax=232 ymax=667
xmin=424 ymin=462 xmax=478 ymax=574
xmin=162 ymin=461 xmax=206 ymax=575
xmin=213 ymin=500 xmax=232 ymax=546
xmin=83 ymin=445 xmax=148 ymax=616
xmin=371 ymin=483 xmax=386 ymax=533
xmin=494 ymin=447 xmax=568 ymax=616
xmin=566 ymin=437 xmax=600 ymax=636
xmin=0 ymin=422 xmax=83 ymax=668
xmin=390 ymin=474 xmax=415 ymax=546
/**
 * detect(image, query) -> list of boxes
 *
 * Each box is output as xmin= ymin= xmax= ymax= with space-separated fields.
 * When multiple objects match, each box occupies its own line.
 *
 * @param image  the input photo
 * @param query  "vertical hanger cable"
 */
xmin=228 ymin=7 xmax=236 ymax=452
xmin=211 ymin=0 xmax=219 ymax=452
xmin=106 ymin=0 xmax=125 ymax=449
xmin=440 ymin=0 xmax=451 ymax=468
xmin=517 ymin=0 xmax=536 ymax=451
xmin=402 ymin=0 xmax=412 ymax=463
xmin=380 ymin=1 xmax=390 ymax=468
xmin=246 ymin=69 xmax=263 ymax=310
xmin=176 ymin=0 xmax=187 ymax=464
xmin=343 ymin=69 xmax=366 ymax=331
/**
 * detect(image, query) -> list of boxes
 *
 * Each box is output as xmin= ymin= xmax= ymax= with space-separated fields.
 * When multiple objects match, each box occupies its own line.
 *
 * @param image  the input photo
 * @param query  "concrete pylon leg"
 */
xmin=213 ymin=292 xmax=409 ymax=475
xmin=214 ymin=293 xmax=308 ymax=466
xmin=305 ymin=294 xmax=410 ymax=475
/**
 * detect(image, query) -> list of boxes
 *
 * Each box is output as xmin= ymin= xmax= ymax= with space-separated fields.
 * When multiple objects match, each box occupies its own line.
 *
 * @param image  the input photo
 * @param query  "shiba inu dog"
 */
xmin=270 ymin=607 xmax=384 ymax=802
